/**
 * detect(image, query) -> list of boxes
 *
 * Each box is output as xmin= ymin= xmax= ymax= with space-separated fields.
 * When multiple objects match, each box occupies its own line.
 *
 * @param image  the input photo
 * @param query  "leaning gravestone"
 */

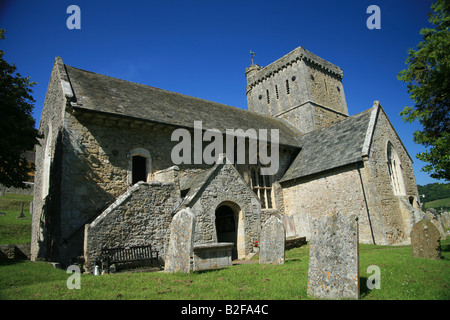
xmin=307 ymin=211 xmax=359 ymax=300
xmin=442 ymin=212 xmax=450 ymax=229
xmin=165 ymin=208 xmax=196 ymax=273
xmin=410 ymin=219 xmax=441 ymax=260
xmin=259 ymin=216 xmax=285 ymax=265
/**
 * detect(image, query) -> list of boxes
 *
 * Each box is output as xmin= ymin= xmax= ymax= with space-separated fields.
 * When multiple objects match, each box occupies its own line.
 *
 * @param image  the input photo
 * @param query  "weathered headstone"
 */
xmin=165 ymin=208 xmax=196 ymax=273
xmin=282 ymin=216 xmax=296 ymax=238
xmin=424 ymin=212 xmax=446 ymax=240
xmin=259 ymin=216 xmax=285 ymax=265
xmin=307 ymin=211 xmax=359 ymax=300
xmin=442 ymin=212 xmax=450 ymax=229
xmin=17 ymin=202 xmax=26 ymax=219
xmin=410 ymin=219 xmax=441 ymax=260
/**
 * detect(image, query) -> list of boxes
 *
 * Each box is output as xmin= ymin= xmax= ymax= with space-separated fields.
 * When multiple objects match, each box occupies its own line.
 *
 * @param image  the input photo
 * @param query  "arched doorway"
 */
xmin=215 ymin=202 xmax=245 ymax=260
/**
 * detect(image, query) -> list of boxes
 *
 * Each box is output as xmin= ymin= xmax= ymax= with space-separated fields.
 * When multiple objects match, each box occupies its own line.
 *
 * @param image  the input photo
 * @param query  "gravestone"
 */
xmin=442 ymin=212 xmax=450 ymax=229
xmin=425 ymin=210 xmax=446 ymax=238
xmin=259 ymin=216 xmax=285 ymax=265
xmin=410 ymin=219 xmax=441 ymax=260
xmin=165 ymin=208 xmax=196 ymax=273
xmin=17 ymin=202 xmax=26 ymax=219
xmin=307 ymin=211 xmax=359 ymax=300
xmin=282 ymin=216 xmax=296 ymax=238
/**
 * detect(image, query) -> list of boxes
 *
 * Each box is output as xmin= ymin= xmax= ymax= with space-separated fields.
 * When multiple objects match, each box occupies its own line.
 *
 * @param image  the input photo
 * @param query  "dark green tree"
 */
xmin=0 ymin=29 xmax=41 ymax=188
xmin=398 ymin=0 xmax=450 ymax=181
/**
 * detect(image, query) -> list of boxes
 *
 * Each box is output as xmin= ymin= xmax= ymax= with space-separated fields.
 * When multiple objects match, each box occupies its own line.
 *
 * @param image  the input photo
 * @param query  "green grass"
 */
xmin=0 ymin=194 xmax=33 ymax=245
xmin=1 ymin=193 xmax=449 ymax=300
xmin=423 ymin=197 xmax=450 ymax=211
xmin=1 ymin=240 xmax=449 ymax=300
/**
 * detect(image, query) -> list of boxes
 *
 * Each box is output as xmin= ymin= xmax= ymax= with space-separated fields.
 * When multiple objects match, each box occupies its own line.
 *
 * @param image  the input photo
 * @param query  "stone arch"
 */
xmin=127 ymin=148 xmax=152 ymax=185
xmin=214 ymin=201 xmax=245 ymax=260
xmin=386 ymin=141 xmax=406 ymax=196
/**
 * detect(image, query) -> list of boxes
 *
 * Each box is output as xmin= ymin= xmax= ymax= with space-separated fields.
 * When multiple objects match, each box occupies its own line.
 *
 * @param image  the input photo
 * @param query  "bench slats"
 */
xmin=100 ymin=244 xmax=160 ymax=273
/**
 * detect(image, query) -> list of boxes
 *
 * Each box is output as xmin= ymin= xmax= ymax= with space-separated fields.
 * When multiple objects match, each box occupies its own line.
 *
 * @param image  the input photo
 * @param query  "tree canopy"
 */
xmin=0 ymin=29 xmax=41 ymax=188
xmin=398 ymin=0 xmax=450 ymax=181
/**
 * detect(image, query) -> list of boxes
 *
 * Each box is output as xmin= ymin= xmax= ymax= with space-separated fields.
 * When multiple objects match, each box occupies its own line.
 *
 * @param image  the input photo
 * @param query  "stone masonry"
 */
xmin=32 ymin=46 xmax=424 ymax=270
xmin=307 ymin=211 xmax=359 ymax=300
xmin=165 ymin=208 xmax=196 ymax=273
xmin=83 ymin=181 xmax=180 ymax=272
xmin=410 ymin=219 xmax=442 ymax=260
xmin=259 ymin=216 xmax=285 ymax=265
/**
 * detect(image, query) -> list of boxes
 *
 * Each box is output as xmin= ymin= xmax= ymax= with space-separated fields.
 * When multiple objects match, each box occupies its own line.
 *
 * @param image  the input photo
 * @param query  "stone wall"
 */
xmin=313 ymin=105 xmax=348 ymax=130
xmin=281 ymin=164 xmax=375 ymax=243
xmin=189 ymin=161 xmax=262 ymax=259
xmin=306 ymin=61 xmax=347 ymax=115
xmin=0 ymin=244 xmax=31 ymax=261
xmin=84 ymin=181 xmax=180 ymax=272
xmin=246 ymin=47 xmax=349 ymax=134
xmin=31 ymin=58 xmax=68 ymax=262
xmin=57 ymin=111 xmax=295 ymax=263
xmin=281 ymin=107 xmax=422 ymax=246
xmin=57 ymin=112 xmax=210 ymax=263
xmin=365 ymin=108 xmax=420 ymax=244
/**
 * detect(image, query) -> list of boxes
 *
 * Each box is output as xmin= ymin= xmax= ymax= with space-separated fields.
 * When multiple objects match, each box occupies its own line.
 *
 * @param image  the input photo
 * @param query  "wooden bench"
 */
xmin=100 ymin=245 xmax=160 ymax=273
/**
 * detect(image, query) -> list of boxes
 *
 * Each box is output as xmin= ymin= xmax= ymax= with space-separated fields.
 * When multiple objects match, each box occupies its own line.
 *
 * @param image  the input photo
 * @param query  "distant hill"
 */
xmin=417 ymin=183 xmax=450 ymax=203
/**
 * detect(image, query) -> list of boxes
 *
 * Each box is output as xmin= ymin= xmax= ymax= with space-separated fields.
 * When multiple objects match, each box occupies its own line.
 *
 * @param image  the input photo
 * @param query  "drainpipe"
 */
xmin=356 ymin=162 xmax=376 ymax=245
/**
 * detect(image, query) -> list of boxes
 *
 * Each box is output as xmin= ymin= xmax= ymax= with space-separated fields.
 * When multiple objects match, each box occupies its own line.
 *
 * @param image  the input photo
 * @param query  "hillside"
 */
xmin=417 ymin=183 xmax=450 ymax=202
xmin=417 ymin=182 xmax=450 ymax=211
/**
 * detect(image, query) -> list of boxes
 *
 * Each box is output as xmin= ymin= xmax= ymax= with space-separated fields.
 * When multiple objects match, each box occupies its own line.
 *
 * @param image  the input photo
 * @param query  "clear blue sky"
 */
xmin=1 ymin=0 xmax=442 ymax=186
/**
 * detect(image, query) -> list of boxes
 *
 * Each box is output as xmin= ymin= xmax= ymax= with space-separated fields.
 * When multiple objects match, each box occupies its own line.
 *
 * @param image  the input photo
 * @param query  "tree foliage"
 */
xmin=0 ymin=29 xmax=41 ymax=188
xmin=398 ymin=0 xmax=450 ymax=181
xmin=417 ymin=182 xmax=450 ymax=202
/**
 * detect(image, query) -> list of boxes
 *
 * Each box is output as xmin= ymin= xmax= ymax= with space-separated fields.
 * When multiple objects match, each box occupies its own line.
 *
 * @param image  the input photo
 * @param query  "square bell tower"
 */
xmin=245 ymin=46 xmax=348 ymax=133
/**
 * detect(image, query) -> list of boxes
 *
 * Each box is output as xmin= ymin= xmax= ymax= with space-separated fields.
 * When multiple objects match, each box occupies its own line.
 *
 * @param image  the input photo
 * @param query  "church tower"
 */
xmin=245 ymin=46 xmax=348 ymax=133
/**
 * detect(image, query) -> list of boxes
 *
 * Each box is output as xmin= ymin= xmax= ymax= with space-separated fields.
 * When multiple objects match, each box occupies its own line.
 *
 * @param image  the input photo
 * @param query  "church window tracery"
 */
xmin=387 ymin=142 xmax=406 ymax=196
xmin=250 ymin=166 xmax=274 ymax=209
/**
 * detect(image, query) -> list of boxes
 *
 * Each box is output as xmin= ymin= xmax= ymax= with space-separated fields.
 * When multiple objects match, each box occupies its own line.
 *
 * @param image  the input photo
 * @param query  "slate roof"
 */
xmin=62 ymin=62 xmax=301 ymax=147
xmin=280 ymin=107 xmax=376 ymax=182
xmin=56 ymin=58 xmax=384 ymax=183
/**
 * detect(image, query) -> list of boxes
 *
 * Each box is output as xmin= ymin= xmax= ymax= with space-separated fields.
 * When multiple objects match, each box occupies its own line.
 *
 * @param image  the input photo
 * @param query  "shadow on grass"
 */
xmin=285 ymin=258 xmax=302 ymax=263
xmin=0 ymin=259 xmax=27 ymax=267
xmin=359 ymin=276 xmax=376 ymax=299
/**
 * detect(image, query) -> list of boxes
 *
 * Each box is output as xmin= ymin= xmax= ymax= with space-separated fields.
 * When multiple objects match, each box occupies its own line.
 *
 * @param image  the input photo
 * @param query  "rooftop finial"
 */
xmin=250 ymin=50 xmax=255 ymax=65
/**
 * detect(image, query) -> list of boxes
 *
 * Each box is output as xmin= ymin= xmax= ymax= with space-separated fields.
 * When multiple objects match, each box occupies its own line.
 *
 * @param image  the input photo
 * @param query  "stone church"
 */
xmin=31 ymin=46 xmax=423 ymax=271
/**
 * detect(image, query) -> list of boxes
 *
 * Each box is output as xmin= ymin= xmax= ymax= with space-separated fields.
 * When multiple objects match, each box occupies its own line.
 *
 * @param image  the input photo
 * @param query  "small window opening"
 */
xmin=275 ymin=85 xmax=279 ymax=100
xmin=132 ymin=155 xmax=147 ymax=184
xmin=286 ymin=79 xmax=290 ymax=95
xmin=266 ymin=89 xmax=270 ymax=104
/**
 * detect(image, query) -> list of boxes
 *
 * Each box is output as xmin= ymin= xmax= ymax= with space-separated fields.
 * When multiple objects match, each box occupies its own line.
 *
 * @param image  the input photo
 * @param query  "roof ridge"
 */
xmin=64 ymin=63 xmax=296 ymax=122
xmin=64 ymin=62 xmax=301 ymax=147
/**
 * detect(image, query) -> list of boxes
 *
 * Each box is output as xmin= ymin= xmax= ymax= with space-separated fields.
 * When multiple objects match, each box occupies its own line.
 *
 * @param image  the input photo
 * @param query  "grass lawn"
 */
xmin=0 ymin=194 xmax=33 ymax=245
xmin=1 ymin=193 xmax=449 ymax=300
xmin=0 ymin=240 xmax=449 ymax=300
xmin=424 ymin=197 xmax=450 ymax=211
